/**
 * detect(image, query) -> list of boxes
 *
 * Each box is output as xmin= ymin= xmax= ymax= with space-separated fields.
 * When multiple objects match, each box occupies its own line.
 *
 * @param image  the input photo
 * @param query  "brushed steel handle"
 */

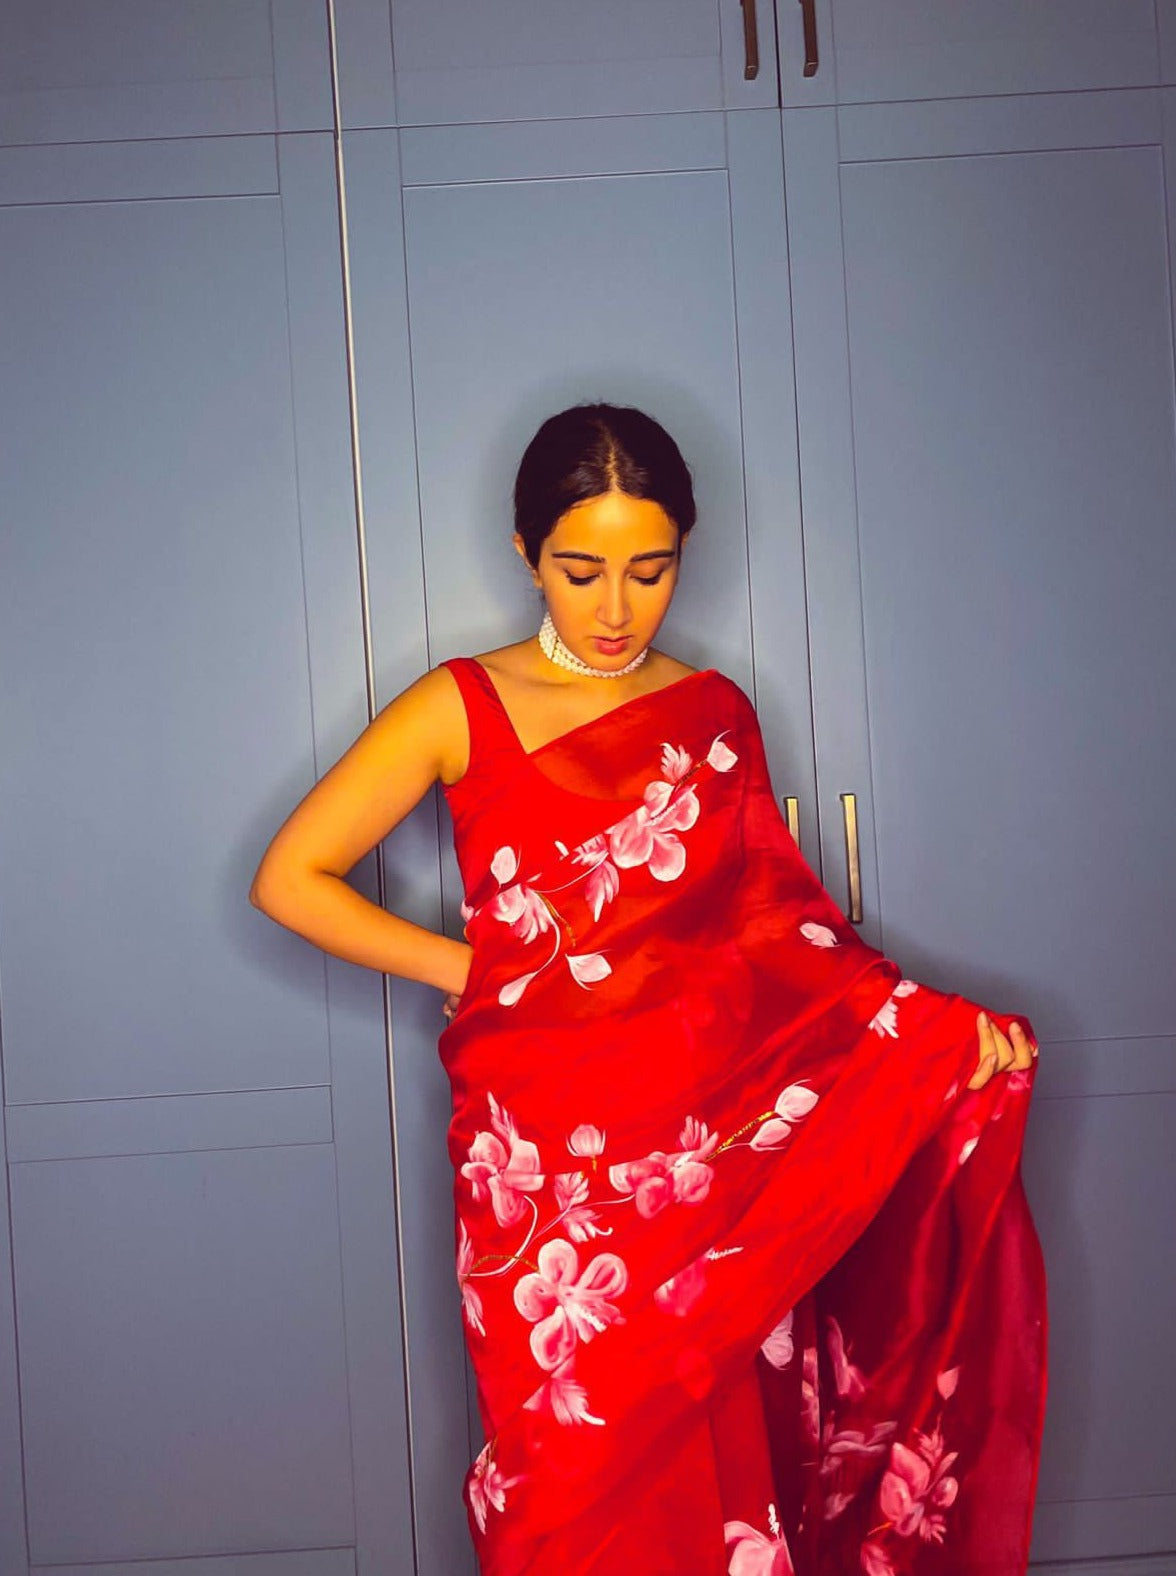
xmin=840 ymin=792 xmax=863 ymax=923
xmin=798 ymin=0 xmax=819 ymax=76
xmin=740 ymin=0 xmax=760 ymax=79
xmin=783 ymin=795 xmax=800 ymax=847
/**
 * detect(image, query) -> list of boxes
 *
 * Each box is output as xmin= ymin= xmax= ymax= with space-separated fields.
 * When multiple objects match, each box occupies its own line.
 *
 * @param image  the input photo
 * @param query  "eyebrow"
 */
xmin=551 ymin=550 xmax=678 ymax=564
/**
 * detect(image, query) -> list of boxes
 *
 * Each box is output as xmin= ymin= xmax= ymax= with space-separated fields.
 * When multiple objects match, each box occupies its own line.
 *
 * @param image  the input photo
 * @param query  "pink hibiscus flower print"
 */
xmin=751 ymin=1082 xmax=819 ymax=1151
xmin=724 ymin=1502 xmax=795 ymax=1575
xmin=801 ymin=1344 xmax=820 ymax=1442
xmin=456 ymin=1218 xmax=485 ymax=1336
xmin=570 ymin=834 xmax=622 ymax=921
xmin=608 ymin=1116 xmax=719 ymax=1219
xmin=653 ymin=1253 xmax=709 ymax=1317
xmin=868 ymin=979 xmax=919 ymax=1038
xmin=524 ymin=1356 xmax=606 ymax=1427
xmin=760 ymin=1308 xmax=795 ymax=1369
xmin=860 ymin=1543 xmax=895 ymax=1576
xmin=608 ymin=762 xmax=701 ymax=882
xmin=821 ymin=1418 xmax=897 ymax=1472
xmin=467 ymin=1440 xmax=522 ymax=1534
xmin=553 ymin=1170 xmax=608 ymax=1242
xmin=567 ymin=1123 xmax=606 ymax=1158
xmin=826 ymin=1314 xmax=868 ymax=1401
xmin=878 ymin=1431 xmax=960 ymax=1544
xmin=707 ymin=735 xmax=738 ymax=772
xmin=488 ymin=881 xmax=553 ymax=944
xmin=800 ymin=920 xmax=839 ymax=948
xmin=461 ymin=1095 xmax=545 ymax=1227
xmin=512 ymin=1238 xmax=629 ymax=1372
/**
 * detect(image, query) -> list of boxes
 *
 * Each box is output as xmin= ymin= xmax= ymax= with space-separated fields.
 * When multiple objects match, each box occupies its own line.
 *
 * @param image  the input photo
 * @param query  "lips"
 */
xmin=593 ymin=637 xmax=629 ymax=655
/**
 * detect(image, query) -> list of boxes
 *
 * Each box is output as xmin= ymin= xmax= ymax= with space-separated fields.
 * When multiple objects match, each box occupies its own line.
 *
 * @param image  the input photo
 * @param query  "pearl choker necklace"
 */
xmin=538 ymin=611 xmax=649 ymax=678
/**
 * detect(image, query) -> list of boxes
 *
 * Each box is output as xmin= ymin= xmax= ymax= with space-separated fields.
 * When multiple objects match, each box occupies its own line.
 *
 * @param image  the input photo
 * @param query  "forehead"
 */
xmin=545 ymin=492 xmax=678 ymax=558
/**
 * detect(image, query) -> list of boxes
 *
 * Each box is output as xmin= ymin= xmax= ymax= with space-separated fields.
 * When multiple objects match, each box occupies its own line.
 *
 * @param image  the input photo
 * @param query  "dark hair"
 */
xmin=513 ymin=402 xmax=696 ymax=567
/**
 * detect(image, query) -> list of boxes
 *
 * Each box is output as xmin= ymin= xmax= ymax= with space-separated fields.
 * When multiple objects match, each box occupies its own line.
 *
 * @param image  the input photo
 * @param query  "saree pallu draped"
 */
xmin=439 ymin=657 xmax=1048 ymax=1576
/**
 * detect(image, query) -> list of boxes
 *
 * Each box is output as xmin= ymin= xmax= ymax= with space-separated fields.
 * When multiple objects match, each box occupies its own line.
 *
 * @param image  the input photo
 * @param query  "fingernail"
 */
xmin=978 ymin=1011 xmax=988 ymax=1026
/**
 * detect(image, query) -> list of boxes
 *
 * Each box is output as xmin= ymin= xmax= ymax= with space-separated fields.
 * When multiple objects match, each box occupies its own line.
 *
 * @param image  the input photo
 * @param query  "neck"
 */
xmin=537 ymin=612 xmax=649 ymax=679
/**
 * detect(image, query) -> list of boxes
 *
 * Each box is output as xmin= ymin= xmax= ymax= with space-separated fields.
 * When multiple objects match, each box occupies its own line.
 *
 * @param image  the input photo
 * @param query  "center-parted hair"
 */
xmin=513 ymin=403 xmax=697 ymax=567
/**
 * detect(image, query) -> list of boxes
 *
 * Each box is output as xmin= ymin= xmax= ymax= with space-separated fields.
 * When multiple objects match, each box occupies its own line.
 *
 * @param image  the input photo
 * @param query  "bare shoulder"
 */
xmin=377 ymin=663 xmax=471 ymax=784
xmin=645 ymin=647 xmax=698 ymax=686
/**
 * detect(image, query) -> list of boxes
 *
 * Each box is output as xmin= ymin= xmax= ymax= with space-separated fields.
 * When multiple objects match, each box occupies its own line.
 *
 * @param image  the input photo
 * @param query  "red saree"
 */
xmin=439 ymin=657 xmax=1048 ymax=1576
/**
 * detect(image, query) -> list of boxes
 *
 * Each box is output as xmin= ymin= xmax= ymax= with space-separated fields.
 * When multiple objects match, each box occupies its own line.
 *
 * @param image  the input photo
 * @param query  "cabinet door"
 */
xmin=785 ymin=88 xmax=1176 ymax=1566
xmin=0 ymin=0 xmax=332 ymax=143
xmin=777 ymin=0 xmax=1168 ymax=107
xmin=341 ymin=105 xmax=812 ymax=1573
xmin=345 ymin=0 xmax=779 ymax=126
xmin=0 ymin=135 xmax=413 ymax=1574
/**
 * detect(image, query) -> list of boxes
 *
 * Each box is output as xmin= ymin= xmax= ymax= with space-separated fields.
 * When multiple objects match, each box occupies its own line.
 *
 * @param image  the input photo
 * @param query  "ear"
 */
xmin=513 ymin=532 xmax=542 ymax=586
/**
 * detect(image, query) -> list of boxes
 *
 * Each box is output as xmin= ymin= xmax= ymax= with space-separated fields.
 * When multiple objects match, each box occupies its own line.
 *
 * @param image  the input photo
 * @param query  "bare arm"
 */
xmin=249 ymin=666 xmax=472 ymax=997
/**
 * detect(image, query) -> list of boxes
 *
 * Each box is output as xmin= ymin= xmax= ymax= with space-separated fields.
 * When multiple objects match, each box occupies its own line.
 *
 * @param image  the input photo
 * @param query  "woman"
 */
xmin=251 ymin=403 xmax=1047 ymax=1576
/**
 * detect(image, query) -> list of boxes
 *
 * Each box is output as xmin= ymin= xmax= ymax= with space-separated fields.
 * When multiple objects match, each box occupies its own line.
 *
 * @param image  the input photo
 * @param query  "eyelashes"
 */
xmin=564 ymin=572 xmax=667 ymax=588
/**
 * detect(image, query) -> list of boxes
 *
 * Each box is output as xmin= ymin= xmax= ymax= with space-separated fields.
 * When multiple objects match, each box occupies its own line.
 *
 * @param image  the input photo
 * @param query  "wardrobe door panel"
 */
xmin=0 ymin=135 xmax=413 ymax=1574
xmin=0 ymin=0 xmax=331 ymax=144
xmin=343 ymin=108 xmax=811 ymax=1574
xmin=786 ymin=89 xmax=1176 ymax=1563
xmin=376 ymin=0 xmax=778 ymax=125
xmin=778 ymin=0 xmax=1162 ymax=108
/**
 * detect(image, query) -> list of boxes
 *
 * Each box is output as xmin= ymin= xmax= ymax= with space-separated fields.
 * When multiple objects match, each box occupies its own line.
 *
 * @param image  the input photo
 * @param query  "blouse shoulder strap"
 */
xmin=441 ymin=656 xmax=522 ymax=767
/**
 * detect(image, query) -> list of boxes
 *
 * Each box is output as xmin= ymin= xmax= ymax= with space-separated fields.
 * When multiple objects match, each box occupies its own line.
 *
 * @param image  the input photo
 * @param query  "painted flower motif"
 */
xmin=512 ymin=1238 xmax=628 ymax=1372
xmin=553 ymin=1170 xmax=608 ymax=1242
xmin=878 ymin=1431 xmax=960 ymax=1543
xmin=490 ymin=846 xmax=519 ymax=884
xmin=760 ymin=1308 xmax=795 ymax=1369
xmin=800 ymin=1344 xmax=820 ymax=1443
xmin=456 ymin=1218 xmax=484 ymax=1336
xmin=608 ymin=1118 xmax=720 ymax=1219
xmin=869 ymin=978 xmax=920 ymax=1038
xmin=524 ymin=1356 xmax=605 ymax=1426
xmin=571 ymin=834 xmax=621 ymax=921
xmin=567 ymin=1124 xmax=606 ymax=1158
xmin=860 ymin=1542 xmax=895 ymax=1576
xmin=488 ymin=881 xmax=553 ymax=944
xmin=800 ymin=920 xmax=839 ymax=948
xmin=654 ymin=1253 xmax=709 ymax=1317
xmin=821 ymin=1418 xmax=897 ymax=1476
xmin=608 ymin=777 xmax=701 ymax=883
xmin=751 ymin=1082 xmax=820 ymax=1151
xmin=467 ymin=1441 xmax=521 ymax=1534
xmin=660 ymin=742 xmax=694 ymax=782
xmin=461 ymin=1097 xmax=545 ymax=1227
xmin=724 ymin=1502 xmax=796 ymax=1575
xmin=826 ymin=1314 xmax=868 ymax=1401
xmin=566 ymin=950 xmax=611 ymax=988
xmin=707 ymin=735 xmax=738 ymax=772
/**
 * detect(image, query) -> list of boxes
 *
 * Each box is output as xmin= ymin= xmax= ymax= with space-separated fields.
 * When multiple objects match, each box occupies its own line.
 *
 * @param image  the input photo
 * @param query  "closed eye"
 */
xmin=563 ymin=571 xmax=668 ymax=587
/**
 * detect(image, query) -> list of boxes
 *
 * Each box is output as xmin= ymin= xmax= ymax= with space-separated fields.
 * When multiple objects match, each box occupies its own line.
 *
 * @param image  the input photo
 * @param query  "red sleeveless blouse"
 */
xmin=438 ymin=656 xmax=1047 ymax=1576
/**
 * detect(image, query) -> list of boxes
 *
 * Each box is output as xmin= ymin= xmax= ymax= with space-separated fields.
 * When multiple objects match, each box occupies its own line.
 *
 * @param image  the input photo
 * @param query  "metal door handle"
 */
xmin=840 ymin=792 xmax=863 ymax=923
xmin=740 ymin=0 xmax=760 ymax=79
xmin=783 ymin=795 xmax=800 ymax=847
xmin=798 ymin=0 xmax=819 ymax=76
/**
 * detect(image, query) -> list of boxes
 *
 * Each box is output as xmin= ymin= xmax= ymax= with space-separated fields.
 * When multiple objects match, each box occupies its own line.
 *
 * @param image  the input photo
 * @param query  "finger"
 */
xmin=990 ymin=1024 xmax=1016 ymax=1072
xmin=967 ymin=1052 xmax=998 ymax=1091
xmin=1009 ymin=1021 xmax=1034 ymax=1070
xmin=979 ymin=1010 xmax=1016 ymax=1072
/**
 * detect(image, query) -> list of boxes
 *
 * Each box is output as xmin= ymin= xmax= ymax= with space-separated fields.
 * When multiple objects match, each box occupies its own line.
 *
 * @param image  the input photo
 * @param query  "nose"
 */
xmin=598 ymin=575 xmax=630 ymax=631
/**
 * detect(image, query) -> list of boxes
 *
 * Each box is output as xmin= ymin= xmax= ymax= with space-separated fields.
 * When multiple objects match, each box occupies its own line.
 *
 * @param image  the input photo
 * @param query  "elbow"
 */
xmin=249 ymin=859 xmax=282 ymax=916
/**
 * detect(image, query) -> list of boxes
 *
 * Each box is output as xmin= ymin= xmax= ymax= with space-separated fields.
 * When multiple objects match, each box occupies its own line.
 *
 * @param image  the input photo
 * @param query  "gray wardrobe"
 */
xmin=1 ymin=3 xmax=1174 ymax=1574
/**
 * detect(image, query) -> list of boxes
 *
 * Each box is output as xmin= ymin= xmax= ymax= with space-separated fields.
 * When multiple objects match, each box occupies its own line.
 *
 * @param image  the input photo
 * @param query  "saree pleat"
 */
xmin=438 ymin=657 xmax=1048 ymax=1576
